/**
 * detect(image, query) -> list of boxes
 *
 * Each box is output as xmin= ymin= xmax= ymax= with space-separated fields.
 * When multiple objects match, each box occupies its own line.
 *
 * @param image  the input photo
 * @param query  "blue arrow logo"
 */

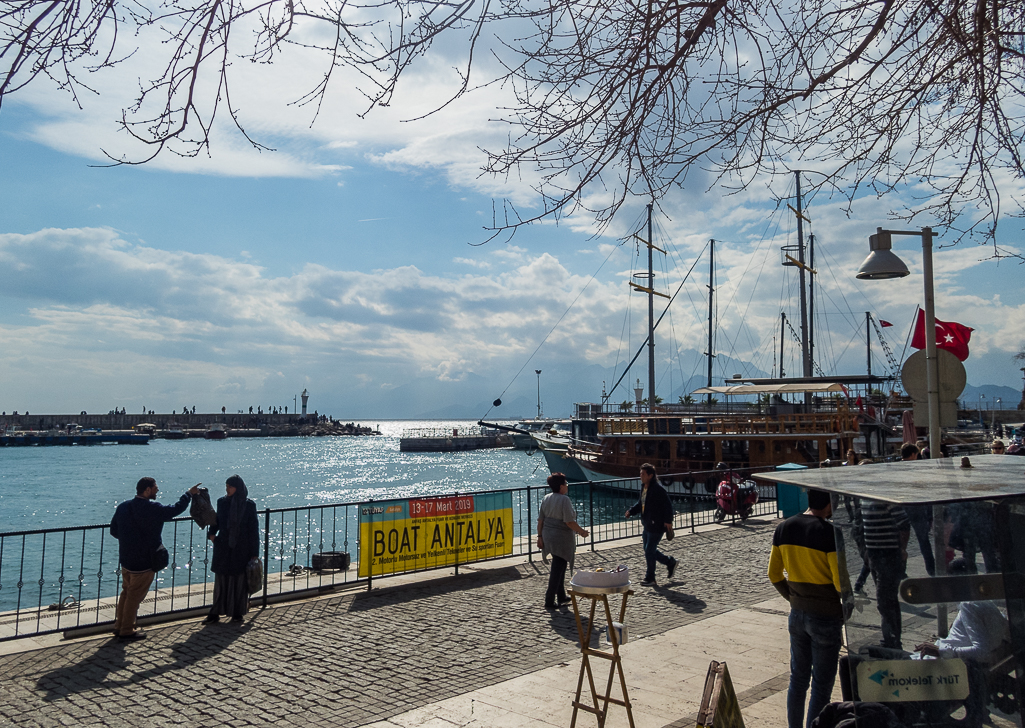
xmin=869 ymin=670 xmax=890 ymax=685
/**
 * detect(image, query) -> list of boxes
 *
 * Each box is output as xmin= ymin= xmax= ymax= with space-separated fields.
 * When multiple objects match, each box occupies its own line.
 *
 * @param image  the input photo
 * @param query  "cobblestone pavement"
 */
xmin=0 ymin=520 xmax=779 ymax=728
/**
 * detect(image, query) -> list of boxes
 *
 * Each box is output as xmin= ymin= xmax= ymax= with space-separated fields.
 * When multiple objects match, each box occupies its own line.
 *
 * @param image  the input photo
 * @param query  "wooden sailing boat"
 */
xmin=567 ymin=180 xmax=866 ymax=482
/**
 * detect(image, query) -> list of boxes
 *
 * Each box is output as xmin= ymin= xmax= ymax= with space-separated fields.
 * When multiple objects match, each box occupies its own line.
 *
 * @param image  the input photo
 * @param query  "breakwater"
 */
xmin=0 ymin=412 xmax=379 ymax=438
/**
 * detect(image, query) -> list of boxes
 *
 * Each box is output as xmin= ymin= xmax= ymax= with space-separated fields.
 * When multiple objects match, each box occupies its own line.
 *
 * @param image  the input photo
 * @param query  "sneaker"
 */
xmin=640 ymin=577 xmax=656 ymax=586
xmin=667 ymin=557 xmax=678 ymax=580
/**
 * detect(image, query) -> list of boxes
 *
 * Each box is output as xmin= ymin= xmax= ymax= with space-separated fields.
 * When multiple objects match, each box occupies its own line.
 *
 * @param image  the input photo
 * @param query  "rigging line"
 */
xmin=817 ymin=244 xmax=872 ymax=332
xmin=717 ymin=198 xmax=792 ymax=368
xmin=479 ymin=238 xmax=626 ymax=420
xmin=605 ymin=241 xmax=710 ymax=402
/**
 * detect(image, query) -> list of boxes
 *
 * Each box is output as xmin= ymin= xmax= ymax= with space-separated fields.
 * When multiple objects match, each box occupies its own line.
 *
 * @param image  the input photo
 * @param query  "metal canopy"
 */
xmin=691 ymin=382 xmax=846 ymax=395
xmin=754 ymin=455 xmax=1025 ymax=505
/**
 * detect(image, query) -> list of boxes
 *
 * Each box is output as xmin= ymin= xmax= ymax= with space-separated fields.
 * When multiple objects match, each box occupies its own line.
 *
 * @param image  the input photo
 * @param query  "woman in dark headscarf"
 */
xmin=205 ymin=474 xmax=260 ymax=623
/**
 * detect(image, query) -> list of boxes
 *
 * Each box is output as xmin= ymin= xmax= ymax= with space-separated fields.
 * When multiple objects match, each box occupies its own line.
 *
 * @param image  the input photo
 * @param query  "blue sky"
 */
xmin=1 ymin=50 xmax=1023 ymax=419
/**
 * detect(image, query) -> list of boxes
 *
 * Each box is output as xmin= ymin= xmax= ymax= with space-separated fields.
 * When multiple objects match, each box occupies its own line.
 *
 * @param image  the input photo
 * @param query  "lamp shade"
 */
xmin=856 ymin=230 xmax=911 ymax=279
xmin=857 ymin=250 xmax=910 ymax=279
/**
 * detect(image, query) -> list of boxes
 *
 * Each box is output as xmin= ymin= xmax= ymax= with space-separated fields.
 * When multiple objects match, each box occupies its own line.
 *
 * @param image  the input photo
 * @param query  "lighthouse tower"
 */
xmin=301 ymin=389 xmax=309 ymax=416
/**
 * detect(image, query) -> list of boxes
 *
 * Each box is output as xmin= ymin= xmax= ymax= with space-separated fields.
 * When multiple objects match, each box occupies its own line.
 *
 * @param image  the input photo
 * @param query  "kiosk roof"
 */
xmin=753 ymin=455 xmax=1025 ymax=505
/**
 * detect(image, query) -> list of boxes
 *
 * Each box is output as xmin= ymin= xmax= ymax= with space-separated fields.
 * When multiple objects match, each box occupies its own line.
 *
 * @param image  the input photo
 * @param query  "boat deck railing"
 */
xmin=400 ymin=426 xmax=500 ymax=439
xmin=0 ymin=469 xmax=779 ymax=642
xmin=597 ymin=411 xmax=858 ymax=437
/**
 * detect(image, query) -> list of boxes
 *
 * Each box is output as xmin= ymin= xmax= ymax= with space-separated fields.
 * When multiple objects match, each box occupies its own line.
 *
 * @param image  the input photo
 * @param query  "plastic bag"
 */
xmin=246 ymin=557 xmax=263 ymax=595
xmin=190 ymin=488 xmax=217 ymax=529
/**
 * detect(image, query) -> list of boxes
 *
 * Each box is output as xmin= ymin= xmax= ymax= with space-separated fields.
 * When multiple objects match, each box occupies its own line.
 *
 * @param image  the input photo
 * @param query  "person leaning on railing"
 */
xmin=110 ymin=477 xmax=199 ymax=641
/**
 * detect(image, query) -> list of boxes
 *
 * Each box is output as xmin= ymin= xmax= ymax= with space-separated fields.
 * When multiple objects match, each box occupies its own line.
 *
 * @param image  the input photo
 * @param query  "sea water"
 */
xmin=0 ymin=420 xmax=548 ymax=534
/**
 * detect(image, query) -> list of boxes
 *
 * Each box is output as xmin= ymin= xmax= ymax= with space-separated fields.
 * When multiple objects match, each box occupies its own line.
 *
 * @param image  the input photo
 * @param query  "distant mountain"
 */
xmin=961 ymin=384 xmax=1022 ymax=409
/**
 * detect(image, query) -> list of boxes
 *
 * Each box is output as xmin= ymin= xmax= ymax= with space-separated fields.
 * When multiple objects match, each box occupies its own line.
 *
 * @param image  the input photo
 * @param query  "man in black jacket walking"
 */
xmin=110 ymin=477 xmax=197 ymax=640
xmin=625 ymin=463 xmax=676 ymax=585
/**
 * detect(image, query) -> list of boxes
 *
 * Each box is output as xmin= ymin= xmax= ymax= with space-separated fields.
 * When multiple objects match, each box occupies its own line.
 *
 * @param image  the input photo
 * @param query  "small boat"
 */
xmin=163 ymin=424 xmax=187 ymax=439
xmin=204 ymin=423 xmax=228 ymax=440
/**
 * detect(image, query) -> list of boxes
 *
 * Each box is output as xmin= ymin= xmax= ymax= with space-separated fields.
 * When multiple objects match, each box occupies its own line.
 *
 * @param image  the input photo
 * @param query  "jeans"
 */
xmin=545 ymin=555 xmax=568 ymax=607
xmin=114 ymin=568 xmax=154 ymax=636
xmin=906 ymin=506 xmax=935 ymax=576
xmin=788 ymin=608 xmax=844 ymax=728
xmin=867 ymin=548 xmax=905 ymax=649
xmin=642 ymin=530 xmax=672 ymax=580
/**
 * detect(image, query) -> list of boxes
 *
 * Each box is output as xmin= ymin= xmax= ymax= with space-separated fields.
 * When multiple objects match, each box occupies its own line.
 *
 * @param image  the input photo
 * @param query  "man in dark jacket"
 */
xmin=110 ymin=477 xmax=197 ymax=640
xmin=625 ymin=463 xmax=676 ymax=585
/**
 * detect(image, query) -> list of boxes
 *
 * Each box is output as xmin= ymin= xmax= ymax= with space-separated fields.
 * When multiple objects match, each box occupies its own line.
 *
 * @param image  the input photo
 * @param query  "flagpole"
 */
xmin=921 ymin=227 xmax=941 ymax=460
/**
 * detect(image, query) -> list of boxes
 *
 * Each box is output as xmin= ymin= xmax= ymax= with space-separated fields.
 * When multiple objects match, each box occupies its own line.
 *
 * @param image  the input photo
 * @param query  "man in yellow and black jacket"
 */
xmin=767 ymin=489 xmax=843 ymax=728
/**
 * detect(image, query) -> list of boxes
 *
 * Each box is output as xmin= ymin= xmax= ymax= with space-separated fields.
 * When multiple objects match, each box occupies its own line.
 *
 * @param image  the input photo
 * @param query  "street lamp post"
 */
xmin=857 ymin=227 xmax=941 ymax=458
xmin=535 ymin=370 xmax=542 ymax=419
xmin=857 ymin=225 xmax=947 ymax=636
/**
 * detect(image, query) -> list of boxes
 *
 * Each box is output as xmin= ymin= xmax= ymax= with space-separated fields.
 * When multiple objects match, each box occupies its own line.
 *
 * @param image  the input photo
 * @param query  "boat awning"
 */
xmin=691 ymin=383 xmax=846 ymax=395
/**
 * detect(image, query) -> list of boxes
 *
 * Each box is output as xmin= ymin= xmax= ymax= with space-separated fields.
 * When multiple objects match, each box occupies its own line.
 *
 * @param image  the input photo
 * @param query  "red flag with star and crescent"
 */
xmin=910 ymin=309 xmax=974 ymax=361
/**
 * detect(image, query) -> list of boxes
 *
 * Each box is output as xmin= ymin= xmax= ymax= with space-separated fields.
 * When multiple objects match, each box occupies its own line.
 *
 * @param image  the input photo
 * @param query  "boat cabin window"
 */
xmin=721 ymin=440 xmax=748 ymax=462
xmin=676 ymin=440 xmax=714 ymax=462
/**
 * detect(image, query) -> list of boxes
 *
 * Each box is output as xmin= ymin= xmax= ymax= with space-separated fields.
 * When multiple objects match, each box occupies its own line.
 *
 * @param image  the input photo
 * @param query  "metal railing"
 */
xmin=0 ymin=468 xmax=778 ymax=642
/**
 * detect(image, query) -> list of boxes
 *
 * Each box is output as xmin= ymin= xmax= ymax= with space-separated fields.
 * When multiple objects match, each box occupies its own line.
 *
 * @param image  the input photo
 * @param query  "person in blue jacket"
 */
xmin=624 ymin=463 xmax=677 ymax=585
xmin=205 ymin=474 xmax=260 ymax=623
xmin=110 ymin=477 xmax=198 ymax=640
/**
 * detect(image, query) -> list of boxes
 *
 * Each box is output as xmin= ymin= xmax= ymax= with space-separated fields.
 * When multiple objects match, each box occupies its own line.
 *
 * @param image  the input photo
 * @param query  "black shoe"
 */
xmin=203 ymin=614 xmax=220 ymax=624
xmin=640 ymin=577 xmax=656 ymax=586
xmin=544 ymin=603 xmax=557 ymax=611
xmin=231 ymin=616 xmax=244 ymax=623
xmin=667 ymin=558 xmax=678 ymax=580
xmin=557 ymin=596 xmax=572 ymax=605
xmin=119 ymin=632 xmax=147 ymax=641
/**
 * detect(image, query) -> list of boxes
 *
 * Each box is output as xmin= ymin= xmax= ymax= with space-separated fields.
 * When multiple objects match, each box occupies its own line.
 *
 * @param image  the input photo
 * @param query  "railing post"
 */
xmin=262 ymin=508 xmax=270 ymax=608
xmin=589 ymin=481 xmax=595 ymax=552
xmin=367 ymin=499 xmax=373 ymax=592
xmin=453 ymin=492 xmax=459 ymax=576
xmin=527 ymin=486 xmax=533 ymax=563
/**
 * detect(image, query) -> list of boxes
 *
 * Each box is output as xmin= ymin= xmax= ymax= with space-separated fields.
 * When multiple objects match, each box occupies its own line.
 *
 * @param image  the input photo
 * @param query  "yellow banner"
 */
xmin=358 ymin=492 xmax=513 ymax=578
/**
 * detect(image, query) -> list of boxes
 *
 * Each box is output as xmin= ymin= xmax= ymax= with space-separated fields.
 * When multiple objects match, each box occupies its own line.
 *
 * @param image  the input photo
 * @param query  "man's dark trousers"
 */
xmin=642 ymin=530 xmax=672 ymax=580
xmin=787 ymin=608 xmax=843 ymax=728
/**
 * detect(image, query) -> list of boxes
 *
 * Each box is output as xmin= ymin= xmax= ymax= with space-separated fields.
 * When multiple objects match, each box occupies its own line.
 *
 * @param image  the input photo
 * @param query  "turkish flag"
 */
xmin=910 ymin=309 xmax=973 ymax=361
xmin=879 ymin=320 xmax=893 ymax=327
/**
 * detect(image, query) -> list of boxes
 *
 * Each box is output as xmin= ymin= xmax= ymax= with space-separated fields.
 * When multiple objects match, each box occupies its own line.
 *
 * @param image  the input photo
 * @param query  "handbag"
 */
xmin=246 ymin=557 xmax=264 ymax=595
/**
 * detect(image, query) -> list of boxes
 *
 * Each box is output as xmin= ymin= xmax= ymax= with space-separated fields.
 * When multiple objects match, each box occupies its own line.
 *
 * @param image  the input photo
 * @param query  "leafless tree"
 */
xmin=2 ymin=0 xmax=1024 ymax=243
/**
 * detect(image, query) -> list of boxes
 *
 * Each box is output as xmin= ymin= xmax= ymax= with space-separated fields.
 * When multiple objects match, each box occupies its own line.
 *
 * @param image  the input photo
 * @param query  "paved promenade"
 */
xmin=0 ymin=518 xmax=822 ymax=728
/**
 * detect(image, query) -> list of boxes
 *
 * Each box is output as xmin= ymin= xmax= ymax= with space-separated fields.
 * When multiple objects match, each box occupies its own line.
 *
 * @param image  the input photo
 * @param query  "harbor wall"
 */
xmin=0 ymin=412 xmax=315 ymax=431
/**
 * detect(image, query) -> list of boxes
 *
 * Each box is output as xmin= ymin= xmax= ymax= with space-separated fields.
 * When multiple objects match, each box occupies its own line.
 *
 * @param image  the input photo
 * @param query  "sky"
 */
xmin=1 ymin=23 xmax=1023 ymax=419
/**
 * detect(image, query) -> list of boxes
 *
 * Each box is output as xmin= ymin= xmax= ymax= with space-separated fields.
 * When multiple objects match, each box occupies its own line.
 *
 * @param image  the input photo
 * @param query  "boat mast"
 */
xmin=647 ymin=205 xmax=655 ymax=412
xmin=779 ymin=312 xmax=786 ymax=378
xmin=795 ymin=172 xmax=811 ymax=381
xmin=809 ymin=232 xmax=815 ymax=371
xmin=706 ymin=239 xmax=715 ymax=406
xmin=866 ymin=312 xmax=872 ymax=378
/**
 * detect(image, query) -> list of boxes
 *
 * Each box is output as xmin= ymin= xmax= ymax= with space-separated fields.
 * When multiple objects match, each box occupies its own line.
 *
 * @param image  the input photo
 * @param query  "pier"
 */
xmin=0 ymin=521 xmax=815 ymax=728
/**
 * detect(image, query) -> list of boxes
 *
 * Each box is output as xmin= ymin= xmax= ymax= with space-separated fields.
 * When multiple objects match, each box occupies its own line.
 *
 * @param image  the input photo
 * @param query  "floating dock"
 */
xmin=399 ymin=426 xmax=513 ymax=452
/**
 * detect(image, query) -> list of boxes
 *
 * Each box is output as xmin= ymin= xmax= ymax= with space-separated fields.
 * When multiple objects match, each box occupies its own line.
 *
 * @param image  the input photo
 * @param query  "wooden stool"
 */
xmin=568 ymin=583 xmax=635 ymax=728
